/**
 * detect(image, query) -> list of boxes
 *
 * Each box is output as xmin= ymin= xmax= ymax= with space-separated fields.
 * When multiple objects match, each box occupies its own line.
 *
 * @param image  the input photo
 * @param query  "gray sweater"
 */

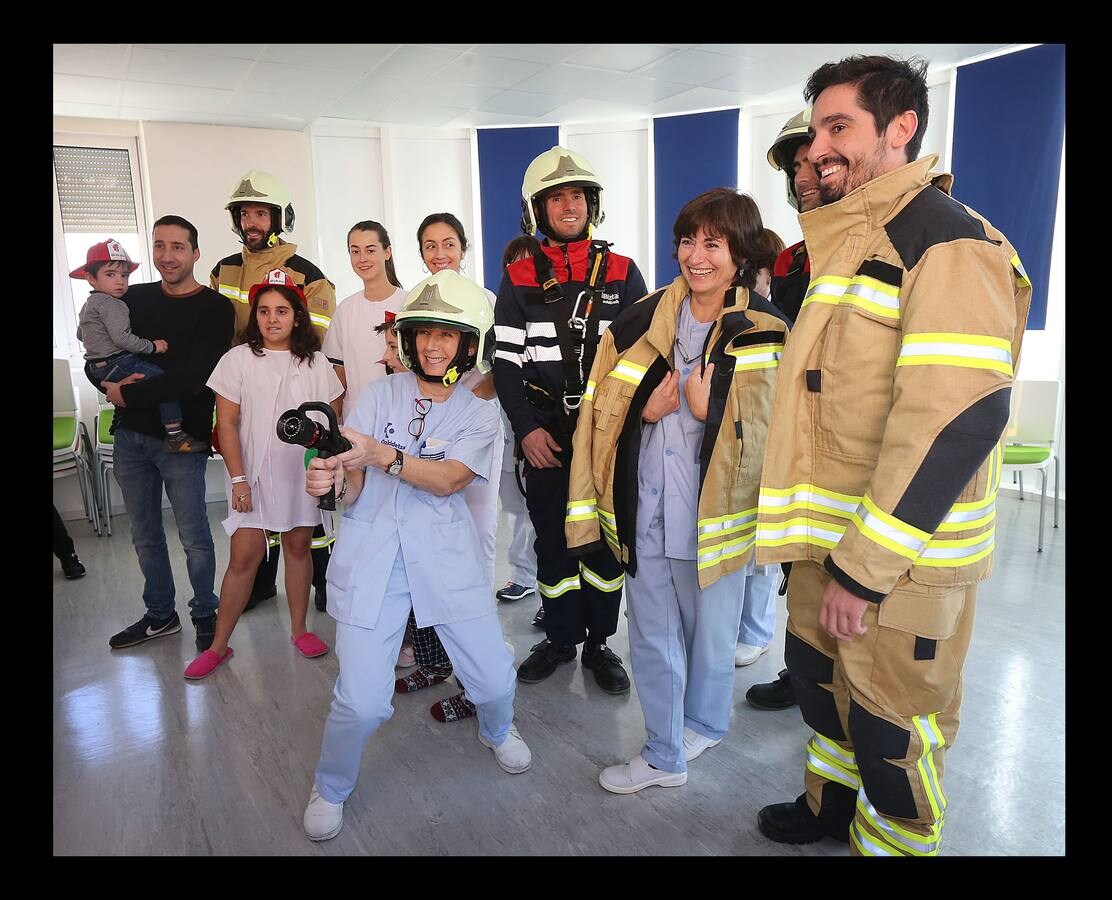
xmin=76 ymin=290 xmax=156 ymax=359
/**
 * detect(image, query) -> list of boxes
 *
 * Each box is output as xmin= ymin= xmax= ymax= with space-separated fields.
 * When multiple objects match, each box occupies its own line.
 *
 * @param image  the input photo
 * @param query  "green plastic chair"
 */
xmin=1001 ymin=380 xmax=1061 ymax=552
xmin=53 ymin=359 xmax=99 ymax=533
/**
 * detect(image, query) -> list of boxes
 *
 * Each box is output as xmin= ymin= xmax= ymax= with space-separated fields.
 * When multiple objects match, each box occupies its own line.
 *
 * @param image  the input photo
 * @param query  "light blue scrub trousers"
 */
xmin=737 ymin=566 xmax=780 ymax=648
xmin=625 ymin=516 xmax=745 ymax=774
xmin=314 ymin=550 xmax=518 ymax=804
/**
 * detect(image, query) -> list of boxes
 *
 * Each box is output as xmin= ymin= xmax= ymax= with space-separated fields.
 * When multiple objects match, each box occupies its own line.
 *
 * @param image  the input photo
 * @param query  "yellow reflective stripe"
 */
xmin=583 ymin=380 xmax=597 ymax=402
xmin=266 ymin=532 xmax=281 ymax=548
xmin=807 ymin=736 xmax=860 ymax=789
xmin=309 ymin=312 xmax=332 ymax=331
xmin=913 ymin=714 xmax=948 ymax=821
xmin=538 ymin=575 xmax=580 ymax=598
xmin=856 ymin=790 xmax=942 ymax=856
xmin=1010 ymin=253 xmax=1031 ymax=287
xmin=800 ymin=274 xmax=901 ymax=320
xmin=756 ymin=518 xmax=845 ymax=550
xmin=728 ymin=344 xmax=783 ymax=373
xmin=608 ymin=359 xmax=648 ymax=386
xmin=696 ymin=533 xmax=756 ymax=570
xmin=579 ymin=562 xmax=624 ymax=592
xmin=851 ymin=496 xmax=930 ymax=560
xmin=219 ymin=284 xmax=250 ymax=303
xmin=916 ymin=530 xmax=995 ymax=566
xmin=897 ymin=333 xmax=1013 ymax=376
xmin=935 ymin=505 xmax=995 ymax=533
xmin=806 ymin=749 xmax=860 ymax=791
xmin=992 ymin=439 xmax=1003 ymax=493
xmin=813 ymin=733 xmax=857 ymax=768
xmin=566 ymin=498 xmax=598 ymax=523
xmin=759 ymin=484 xmax=860 ymax=519
xmin=311 ymin=535 xmax=334 ymax=549
xmin=851 ymin=820 xmax=902 ymax=856
xmin=697 ymin=508 xmax=758 ymax=540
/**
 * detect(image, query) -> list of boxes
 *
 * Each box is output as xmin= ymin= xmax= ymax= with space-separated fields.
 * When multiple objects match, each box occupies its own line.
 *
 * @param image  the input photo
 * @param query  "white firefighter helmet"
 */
xmin=225 ymin=169 xmax=295 ymax=243
xmin=766 ymin=109 xmax=812 ymax=212
xmin=520 ymin=145 xmax=605 ymax=239
xmin=394 ymin=269 xmax=495 ymax=386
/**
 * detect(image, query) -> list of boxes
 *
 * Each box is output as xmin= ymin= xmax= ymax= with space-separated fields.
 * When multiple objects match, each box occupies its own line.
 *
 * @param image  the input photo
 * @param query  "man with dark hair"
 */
xmin=103 ymin=216 xmax=234 ymax=653
xmin=755 ymin=55 xmax=1031 ymax=855
xmin=211 ymin=170 xmax=338 ymax=612
xmin=494 ymin=146 xmax=648 ymax=693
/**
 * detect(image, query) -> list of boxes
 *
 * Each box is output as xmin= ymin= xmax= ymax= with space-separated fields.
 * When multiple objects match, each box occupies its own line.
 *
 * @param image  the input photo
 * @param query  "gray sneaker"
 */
xmin=109 ymin=612 xmax=182 ymax=649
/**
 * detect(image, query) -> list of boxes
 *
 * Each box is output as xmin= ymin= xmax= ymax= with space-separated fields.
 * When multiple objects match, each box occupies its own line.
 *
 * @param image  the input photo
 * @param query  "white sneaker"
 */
xmin=479 ymin=724 xmax=532 ymax=773
xmin=303 ymin=787 xmax=344 ymax=841
xmin=682 ymin=726 xmax=722 ymax=761
xmin=599 ymin=755 xmax=687 ymax=794
xmin=734 ymin=643 xmax=769 ymax=667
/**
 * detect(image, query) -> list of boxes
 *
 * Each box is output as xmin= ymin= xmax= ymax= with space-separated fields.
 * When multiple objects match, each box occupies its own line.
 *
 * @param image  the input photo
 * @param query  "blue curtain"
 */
xmin=653 ymin=109 xmax=739 ymax=287
xmin=951 ymin=44 xmax=1065 ymax=330
xmin=476 ymin=126 xmax=560 ymax=294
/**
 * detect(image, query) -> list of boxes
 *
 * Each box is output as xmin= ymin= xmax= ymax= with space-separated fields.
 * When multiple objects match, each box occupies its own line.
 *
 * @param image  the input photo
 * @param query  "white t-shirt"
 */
xmin=321 ymin=286 xmax=407 ymax=423
xmin=207 ymin=345 xmax=344 ymax=536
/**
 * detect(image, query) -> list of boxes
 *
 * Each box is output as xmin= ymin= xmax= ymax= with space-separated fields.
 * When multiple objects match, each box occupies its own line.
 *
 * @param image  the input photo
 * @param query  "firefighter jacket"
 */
xmin=493 ymin=238 xmax=647 ymax=448
xmin=755 ymin=156 xmax=1032 ymax=602
xmin=565 ymin=275 xmax=790 ymax=589
xmin=209 ymin=240 xmax=336 ymax=344
xmin=770 ymin=240 xmax=810 ymax=324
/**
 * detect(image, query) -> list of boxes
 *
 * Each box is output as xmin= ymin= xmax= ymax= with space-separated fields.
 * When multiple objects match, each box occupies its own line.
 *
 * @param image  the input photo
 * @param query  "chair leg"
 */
xmin=1037 ymin=468 xmax=1047 ymax=552
xmin=1053 ymin=456 xmax=1060 ymax=528
xmin=104 ymin=466 xmax=114 ymax=536
xmin=1018 ymin=471 xmax=1024 ymax=499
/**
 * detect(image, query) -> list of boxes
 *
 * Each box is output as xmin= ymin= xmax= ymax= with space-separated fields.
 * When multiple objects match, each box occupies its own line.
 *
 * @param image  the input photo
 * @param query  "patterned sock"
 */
xmin=430 ymin=692 xmax=477 ymax=723
xmin=394 ymin=664 xmax=452 ymax=694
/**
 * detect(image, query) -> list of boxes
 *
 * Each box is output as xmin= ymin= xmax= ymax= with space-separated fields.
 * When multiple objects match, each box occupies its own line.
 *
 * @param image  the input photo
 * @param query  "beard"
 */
xmin=817 ymin=143 xmax=887 ymax=204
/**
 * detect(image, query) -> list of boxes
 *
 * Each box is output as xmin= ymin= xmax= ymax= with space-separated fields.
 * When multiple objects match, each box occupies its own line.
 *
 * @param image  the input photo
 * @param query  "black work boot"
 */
xmin=580 ymin=643 xmax=630 ymax=694
xmin=516 ymin=639 xmax=576 ymax=683
xmin=314 ymin=583 xmax=327 ymax=612
xmin=746 ymin=669 xmax=798 ymax=711
xmin=758 ymin=793 xmax=851 ymax=844
xmin=60 ymin=553 xmax=86 ymax=579
xmin=244 ymin=584 xmax=277 ymax=612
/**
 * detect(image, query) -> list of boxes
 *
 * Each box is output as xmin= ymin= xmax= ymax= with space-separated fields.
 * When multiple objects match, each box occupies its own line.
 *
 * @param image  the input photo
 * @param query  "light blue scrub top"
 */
xmin=325 ymin=371 xmax=500 ymax=629
xmin=636 ymin=297 xmax=713 ymax=561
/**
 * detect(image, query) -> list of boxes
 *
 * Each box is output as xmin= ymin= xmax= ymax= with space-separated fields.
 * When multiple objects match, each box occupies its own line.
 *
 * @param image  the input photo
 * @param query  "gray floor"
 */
xmin=53 ymin=489 xmax=1065 ymax=856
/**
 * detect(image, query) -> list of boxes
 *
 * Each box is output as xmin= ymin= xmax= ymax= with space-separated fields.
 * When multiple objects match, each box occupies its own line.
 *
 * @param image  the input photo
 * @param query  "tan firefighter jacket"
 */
xmin=565 ymin=276 xmax=790 ymax=589
xmin=755 ymin=156 xmax=1033 ymax=602
xmin=209 ymin=240 xmax=336 ymax=344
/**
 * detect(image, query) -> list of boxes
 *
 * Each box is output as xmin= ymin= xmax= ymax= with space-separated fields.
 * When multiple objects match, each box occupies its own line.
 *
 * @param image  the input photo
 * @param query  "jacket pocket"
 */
xmin=326 ymin=516 xmax=386 ymax=627
xmin=815 ymin=304 xmax=900 ymax=461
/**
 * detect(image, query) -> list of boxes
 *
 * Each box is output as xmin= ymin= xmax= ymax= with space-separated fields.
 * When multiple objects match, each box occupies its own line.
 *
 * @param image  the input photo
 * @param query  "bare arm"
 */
xmin=215 ymin=393 xmax=253 ymax=511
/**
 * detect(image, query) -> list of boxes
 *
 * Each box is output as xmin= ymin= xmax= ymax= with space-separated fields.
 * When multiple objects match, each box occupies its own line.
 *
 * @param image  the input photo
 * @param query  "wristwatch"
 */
xmin=386 ymin=448 xmax=404 ymax=477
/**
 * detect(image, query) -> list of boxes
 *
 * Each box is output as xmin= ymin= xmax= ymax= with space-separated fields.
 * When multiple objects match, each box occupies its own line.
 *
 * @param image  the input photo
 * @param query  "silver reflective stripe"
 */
xmin=495 ymin=350 xmax=524 ymax=367
xmin=851 ymin=821 xmax=900 ymax=856
xmin=567 ymin=503 xmax=596 ymax=518
xmin=856 ymin=504 xmax=927 ymax=554
xmin=845 ymin=281 xmax=900 ymax=311
xmin=806 ymin=752 xmax=860 ymax=790
xmin=524 ymin=322 xmax=557 ymax=339
xmin=857 ymin=790 xmax=941 ymax=855
xmin=579 ymin=564 xmax=623 ymax=592
xmin=538 ymin=575 xmax=580 ymax=598
xmin=758 ymin=522 xmax=844 ymax=544
xmin=805 ymin=281 xmax=849 ymax=301
xmin=898 ymin=341 xmax=1012 ymax=364
xmin=495 ymin=325 xmax=526 ymax=345
xmin=597 ymin=320 xmax=613 ymax=336
xmin=697 ymin=534 xmax=755 ymax=566
xmin=920 ymin=533 xmax=995 ymax=559
xmin=698 ymin=512 xmax=757 ymax=537
xmin=527 ymin=345 xmax=564 ymax=363
xmin=760 ymin=488 xmax=858 ymax=516
xmin=944 ymin=502 xmax=995 ymax=524
xmin=813 ymin=733 xmax=857 ymax=768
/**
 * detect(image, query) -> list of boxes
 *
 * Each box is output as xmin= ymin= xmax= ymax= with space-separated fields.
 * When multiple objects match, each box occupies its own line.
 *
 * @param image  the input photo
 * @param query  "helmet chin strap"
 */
xmin=267 ymin=232 xmax=280 ymax=248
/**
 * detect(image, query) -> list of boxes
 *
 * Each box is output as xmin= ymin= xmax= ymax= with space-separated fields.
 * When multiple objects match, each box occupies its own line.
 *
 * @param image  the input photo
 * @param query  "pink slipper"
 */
xmin=184 ymin=647 xmax=234 ymax=680
xmin=292 ymin=632 xmax=329 ymax=659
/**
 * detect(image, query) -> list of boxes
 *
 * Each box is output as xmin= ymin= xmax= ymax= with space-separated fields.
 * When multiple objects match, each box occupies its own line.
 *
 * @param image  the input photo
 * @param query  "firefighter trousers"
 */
xmin=785 ymin=560 xmax=977 ymax=856
xmin=523 ymin=463 xmax=624 ymax=647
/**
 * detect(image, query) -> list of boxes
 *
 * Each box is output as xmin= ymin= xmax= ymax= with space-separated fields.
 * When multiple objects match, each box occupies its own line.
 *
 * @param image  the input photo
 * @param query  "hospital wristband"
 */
xmin=230 ymin=475 xmax=248 ymax=484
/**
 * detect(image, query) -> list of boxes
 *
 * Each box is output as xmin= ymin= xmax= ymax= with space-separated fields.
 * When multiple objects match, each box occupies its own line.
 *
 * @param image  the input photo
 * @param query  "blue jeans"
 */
xmin=113 ymin=428 xmax=218 ymax=620
xmin=85 ymin=353 xmax=181 ymax=427
xmin=737 ymin=566 xmax=780 ymax=647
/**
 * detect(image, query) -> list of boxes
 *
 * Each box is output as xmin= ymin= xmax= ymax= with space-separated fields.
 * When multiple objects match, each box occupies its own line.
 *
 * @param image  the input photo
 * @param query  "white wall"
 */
xmin=566 ymin=121 xmax=651 ymax=287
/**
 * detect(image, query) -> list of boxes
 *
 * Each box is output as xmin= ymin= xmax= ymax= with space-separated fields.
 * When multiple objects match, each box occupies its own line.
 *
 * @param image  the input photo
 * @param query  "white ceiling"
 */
xmin=54 ymin=43 xmax=1012 ymax=131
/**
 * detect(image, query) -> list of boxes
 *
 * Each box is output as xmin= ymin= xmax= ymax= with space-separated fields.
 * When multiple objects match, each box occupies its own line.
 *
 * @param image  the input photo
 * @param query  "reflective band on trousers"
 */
xmin=608 ymin=359 xmax=648 ymax=386
xmin=851 ymin=495 xmax=930 ymax=560
xmin=897 ymin=332 xmax=1013 ymax=376
xmin=806 ymin=733 xmax=860 ymax=791
xmin=759 ymin=484 xmax=860 ymax=519
xmin=566 ymin=498 xmax=598 ymax=523
xmin=311 ymin=535 xmax=334 ymax=549
xmin=856 ymin=788 xmax=943 ymax=856
xmin=912 ymin=713 xmax=948 ymax=820
xmin=579 ymin=562 xmax=623 ymax=592
xmin=538 ymin=575 xmax=580 ymax=599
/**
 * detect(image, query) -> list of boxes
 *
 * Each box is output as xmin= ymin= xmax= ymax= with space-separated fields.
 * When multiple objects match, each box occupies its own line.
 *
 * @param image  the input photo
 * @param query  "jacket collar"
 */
xmin=645 ymin=276 xmax=749 ymax=361
xmin=799 ymin=155 xmax=949 ymax=261
xmin=243 ymin=239 xmax=297 ymax=265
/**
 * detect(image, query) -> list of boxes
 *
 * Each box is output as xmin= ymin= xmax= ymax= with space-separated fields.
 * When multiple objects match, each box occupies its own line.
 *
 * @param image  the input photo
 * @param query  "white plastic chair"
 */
xmin=53 ymin=359 xmax=99 ymax=533
xmin=1001 ymin=380 xmax=1060 ymax=552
